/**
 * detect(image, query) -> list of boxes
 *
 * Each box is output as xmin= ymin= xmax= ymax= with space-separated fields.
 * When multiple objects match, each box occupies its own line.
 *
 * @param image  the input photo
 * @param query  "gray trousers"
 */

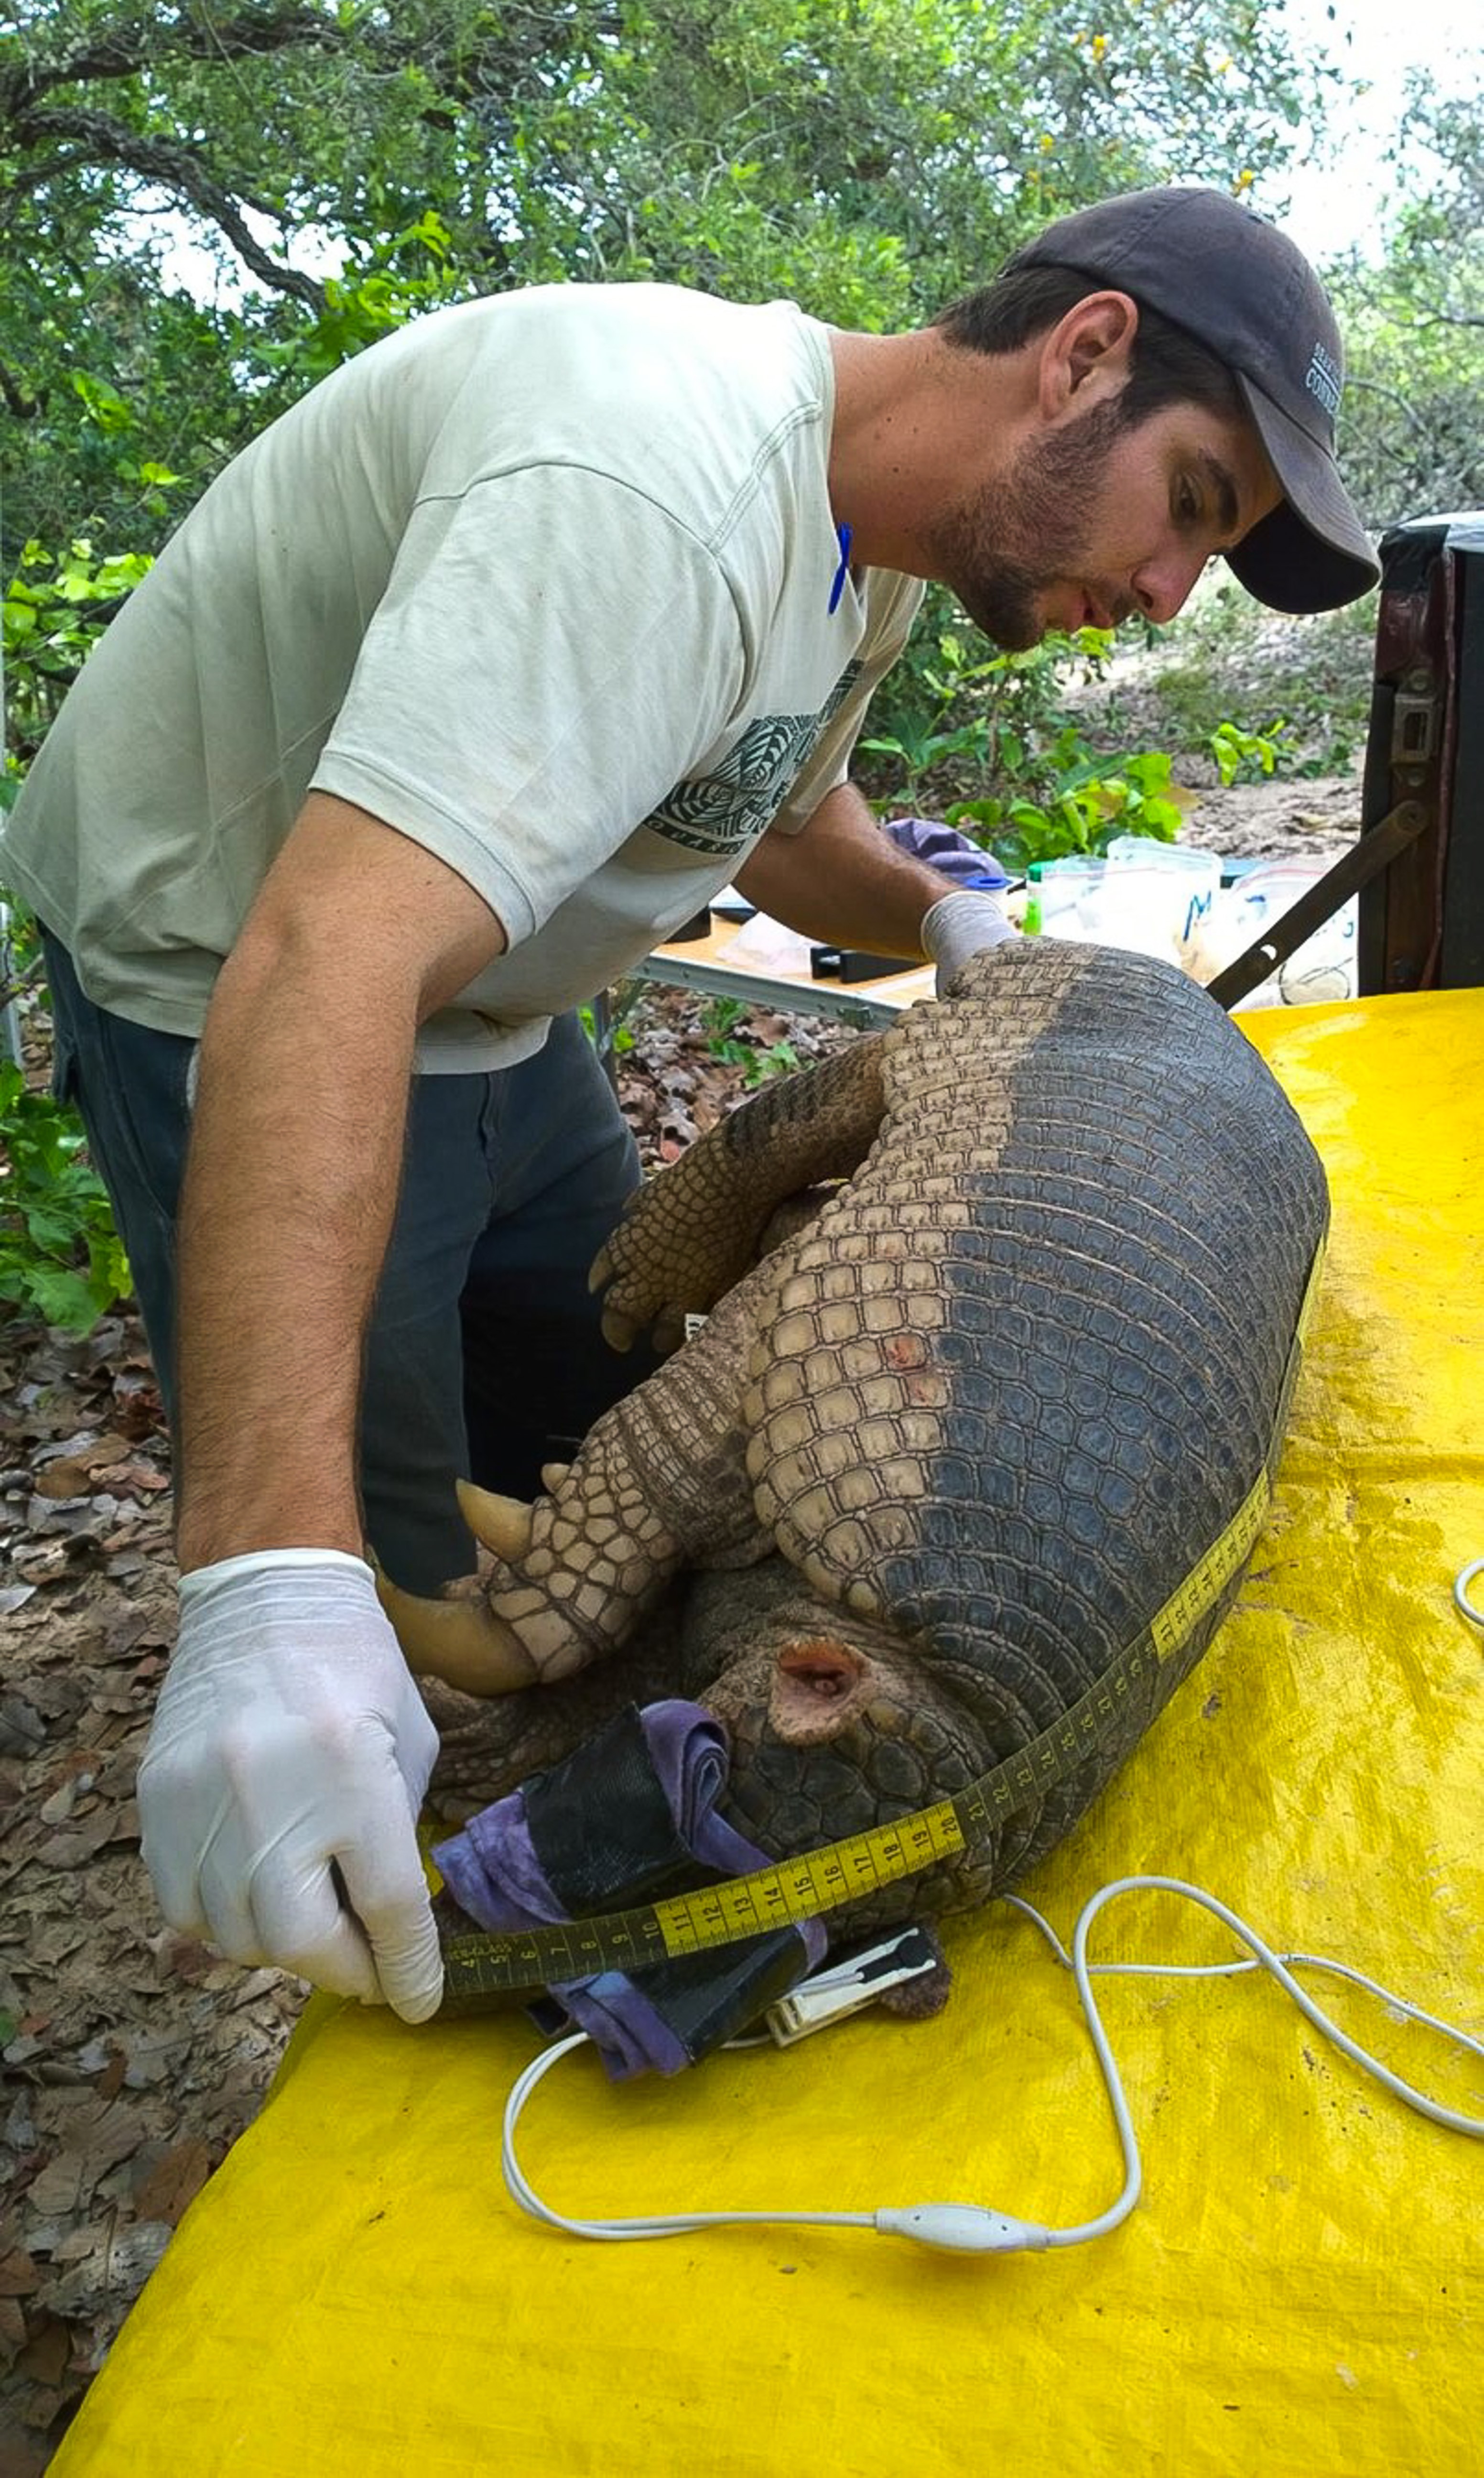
xmin=43 ymin=932 xmax=657 ymax=1593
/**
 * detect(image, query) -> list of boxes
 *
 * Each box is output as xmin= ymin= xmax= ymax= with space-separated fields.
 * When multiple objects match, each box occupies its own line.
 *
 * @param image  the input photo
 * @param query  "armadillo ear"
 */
xmin=768 ymin=1638 xmax=868 ymax=1744
xmin=456 ymin=1478 xmax=535 ymax=1560
xmin=373 ymin=1565 xmax=537 ymax=1695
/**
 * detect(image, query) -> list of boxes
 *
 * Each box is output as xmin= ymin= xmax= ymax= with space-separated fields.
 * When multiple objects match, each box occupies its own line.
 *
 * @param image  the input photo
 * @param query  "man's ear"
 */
xmin=1037 ymin=290 xmax=1139 ymax=424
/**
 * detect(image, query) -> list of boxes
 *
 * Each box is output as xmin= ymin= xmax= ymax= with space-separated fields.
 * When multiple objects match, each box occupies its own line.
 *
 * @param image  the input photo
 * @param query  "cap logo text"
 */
xmin=1304 ymin=342 xmax=1343 ymax=421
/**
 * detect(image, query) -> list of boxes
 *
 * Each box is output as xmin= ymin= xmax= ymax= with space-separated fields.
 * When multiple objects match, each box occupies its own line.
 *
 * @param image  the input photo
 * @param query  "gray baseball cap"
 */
xmin=1015 ymin=186 xmax=1380 ymax=613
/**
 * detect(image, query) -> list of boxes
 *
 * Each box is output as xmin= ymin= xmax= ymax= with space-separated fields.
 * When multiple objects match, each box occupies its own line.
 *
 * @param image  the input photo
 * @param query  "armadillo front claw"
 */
xmin=456 ymin=1478 xmax=534 ymax=1560
xmin=374 ymin=1565 xmax=539 ymax=1696
xmin=598 ymin=1302 xmax=639 ymax=1354
xmin=600 ymin=1293 xmax=692 ymax=1359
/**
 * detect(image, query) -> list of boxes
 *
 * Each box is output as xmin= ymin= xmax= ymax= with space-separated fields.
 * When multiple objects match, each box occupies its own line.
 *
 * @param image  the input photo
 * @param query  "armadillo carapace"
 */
xmin=387 ymin=938 xmax=1329 ymax=1931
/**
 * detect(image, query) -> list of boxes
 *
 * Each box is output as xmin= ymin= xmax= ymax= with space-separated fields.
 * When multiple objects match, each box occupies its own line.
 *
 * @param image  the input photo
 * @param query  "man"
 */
xmin=1 ymin=185 xmax=1377 ymax=2022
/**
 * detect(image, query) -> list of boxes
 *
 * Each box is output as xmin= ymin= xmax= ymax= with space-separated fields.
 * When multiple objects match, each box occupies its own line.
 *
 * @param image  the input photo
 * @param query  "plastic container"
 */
xmin=1023 ymin=845 xmax=1218 ymax=968
xmin=1023 ymin=856 xmax=1105 ymax=939
xmin=1225 ymin=859 xmax=1357 ymax=1008
xmin=1103 ymin=837 xmax=1222 ymax=963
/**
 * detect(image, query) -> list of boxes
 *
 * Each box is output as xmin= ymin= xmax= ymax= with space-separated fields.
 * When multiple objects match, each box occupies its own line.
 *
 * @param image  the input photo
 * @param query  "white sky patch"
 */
xmin=112 ymin=193 xmax=343 ymax=307
xmin=1274 ymin=0 xmax=1483 ymax=263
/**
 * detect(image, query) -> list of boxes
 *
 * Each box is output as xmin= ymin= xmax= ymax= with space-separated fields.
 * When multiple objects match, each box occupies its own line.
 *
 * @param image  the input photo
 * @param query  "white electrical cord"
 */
xmin=1455 ymin=1557 xmax=1484 ymax=1627
xmin=500 ymin=1875 xmax=1484 ymax=2255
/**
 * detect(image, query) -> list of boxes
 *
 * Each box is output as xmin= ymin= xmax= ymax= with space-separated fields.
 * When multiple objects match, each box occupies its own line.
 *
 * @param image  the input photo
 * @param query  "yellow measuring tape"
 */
xmin=440 ymin=1233 xmax=1327 ymax=2007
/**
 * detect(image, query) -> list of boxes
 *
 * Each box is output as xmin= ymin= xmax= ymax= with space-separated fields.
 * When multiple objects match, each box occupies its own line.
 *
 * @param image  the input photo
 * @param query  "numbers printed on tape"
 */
xmin=1148 ymin=1472 xmax=1270 ymax=1662
xmin=653 ymin=1806 xmax=966 ymax=1956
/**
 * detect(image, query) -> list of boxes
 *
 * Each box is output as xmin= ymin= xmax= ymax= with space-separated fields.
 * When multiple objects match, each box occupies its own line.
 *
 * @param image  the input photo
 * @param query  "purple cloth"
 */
xmin=432 ymin=1700 xmax=825 ymax=2078
xmin=880 ymin=814 xmax=1009 ymax=891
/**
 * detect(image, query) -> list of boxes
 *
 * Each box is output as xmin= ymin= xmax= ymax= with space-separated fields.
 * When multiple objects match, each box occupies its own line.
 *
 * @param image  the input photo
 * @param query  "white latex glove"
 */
xmin=138 ymin=1548 xmax=443 ymax=2022
xmin=920 ymin=889 xmax=1018 ymax=995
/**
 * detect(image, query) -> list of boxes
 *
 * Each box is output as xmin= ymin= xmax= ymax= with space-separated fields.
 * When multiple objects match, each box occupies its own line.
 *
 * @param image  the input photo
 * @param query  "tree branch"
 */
xmin=1395 ymin=306 xmax=1484 ymax=334
xmin=14 ymin=103 xmax=326 ymax=306
xmin=1342 ymin=372 xmax=1440 ymax=445
xmin=0 ymin=7 xmax=332 ymax=120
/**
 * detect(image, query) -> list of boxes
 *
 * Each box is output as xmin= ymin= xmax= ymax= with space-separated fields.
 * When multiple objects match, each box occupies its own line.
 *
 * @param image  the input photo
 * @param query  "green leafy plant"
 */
xmin=0 ymin=1062 xmax=132 ymax=1332
xmin=3 ymin=537 xmax=156 ymax=750
xmin=946 ymin=745 xmax=1185 ymax=875
xmin=1209 ymin=718 xmax=1287 ymax=787
xmin=862 ymin=619 xmax=1117 ymax=799
xmin=578 ymin=997 xmax=637 ymax=1058
xmin=701 ymin=997 xmax=799 ymax=1087
xmin=258 ymin=214 xmax=466 ymax=386
xmin=862 ymin=616 xmax=1188 ymax=872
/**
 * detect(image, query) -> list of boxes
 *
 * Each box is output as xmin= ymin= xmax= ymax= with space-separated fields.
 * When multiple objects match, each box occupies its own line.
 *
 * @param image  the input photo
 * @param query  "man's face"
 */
xmin=926 ymin=396 xmax=1282 ymax=651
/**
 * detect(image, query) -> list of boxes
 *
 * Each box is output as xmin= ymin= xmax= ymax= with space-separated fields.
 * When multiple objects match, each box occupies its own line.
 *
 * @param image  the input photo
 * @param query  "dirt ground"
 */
xmin=1170 ymin=764 xmax=1360 ymax=863
xmin=0 ymin=769 xmax=1364 ymax=2468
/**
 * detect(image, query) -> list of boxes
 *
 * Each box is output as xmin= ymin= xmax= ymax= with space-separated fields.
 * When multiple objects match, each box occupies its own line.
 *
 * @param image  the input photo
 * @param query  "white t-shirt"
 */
xmin=3 ymin=284 xmax=922 ymax=1069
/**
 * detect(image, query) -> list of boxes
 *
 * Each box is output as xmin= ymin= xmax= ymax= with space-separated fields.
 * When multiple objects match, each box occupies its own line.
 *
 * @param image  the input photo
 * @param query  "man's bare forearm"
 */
xmin=173 ymin=928 xmax=415 ymax=1571
xmin=170 ymin=793 xmax=506 ymax=1574
xmin=734 ymin=782 xmax=951 ymax=955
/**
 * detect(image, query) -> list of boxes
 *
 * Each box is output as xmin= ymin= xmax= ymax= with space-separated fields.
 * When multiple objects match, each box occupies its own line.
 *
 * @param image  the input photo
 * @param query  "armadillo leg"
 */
xmin=474 ymin=1260 xmax=780 ymax=1679
xmin=422 ymin=1600 xmax=697 ymax=1817
xmin=592 ymin=1033 xmax=890 ymax=1350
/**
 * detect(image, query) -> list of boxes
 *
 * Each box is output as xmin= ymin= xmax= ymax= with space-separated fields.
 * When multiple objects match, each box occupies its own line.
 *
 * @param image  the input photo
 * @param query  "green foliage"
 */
xmin=861 ymin=614 xmax=1184 ymax=872
xmin=947 ymin=746 xmax=1183 ymax=874
xmin=0 ymin=1060 xmax=132 ymax=1332
xmin=1325 ymin=63 xmax=1484 ymax=531
xmin=863 ymin=610 xmax=1115 ymax=784
xmin=1209 ymin=717 xmax=1285 ymax=787
xmin=1146 ymin=582 xmax=1375 ymax=778
xmin=578 ymin=997 xmax=637 ymax=1058
xmin=3 ymin=536 xmax=155 ymax=754
xmin=255 ymin=214 xmax=466 ymax=390
xmin=701 ymin=997 xmax=799 ymax=1086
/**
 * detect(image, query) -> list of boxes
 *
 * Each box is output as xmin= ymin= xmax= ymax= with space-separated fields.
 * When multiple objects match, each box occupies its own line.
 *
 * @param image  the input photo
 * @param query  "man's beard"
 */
xmin=926 ymin=395 xmax=1131 ymax=650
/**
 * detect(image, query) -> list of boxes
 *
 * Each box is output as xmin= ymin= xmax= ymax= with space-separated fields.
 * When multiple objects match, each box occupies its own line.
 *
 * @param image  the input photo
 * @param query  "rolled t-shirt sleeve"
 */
xmin=311 ymin=464 xmax=749 ymax=945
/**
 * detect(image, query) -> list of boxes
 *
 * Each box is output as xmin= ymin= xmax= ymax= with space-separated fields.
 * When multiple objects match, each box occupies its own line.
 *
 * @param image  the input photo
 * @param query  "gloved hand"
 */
xmin=920 ymin=888 xmax=1018 ymax=996
xmin=139 ymin=1548 xmax=444 ymax=2022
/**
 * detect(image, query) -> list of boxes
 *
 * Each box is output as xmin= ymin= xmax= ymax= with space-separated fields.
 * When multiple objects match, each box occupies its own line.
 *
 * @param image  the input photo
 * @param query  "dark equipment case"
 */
xmin=1359 ymin=513 xmax=1484 ymax=994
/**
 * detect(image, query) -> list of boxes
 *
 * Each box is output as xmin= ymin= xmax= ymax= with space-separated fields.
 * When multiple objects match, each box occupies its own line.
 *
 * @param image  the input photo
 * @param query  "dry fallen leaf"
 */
xmin=0 ymin=2290 xmax=29 ymax=2365
xmin=44 ymin=2220 xmax=173 ymax=2319
xmin=25 ymin=2152 xmax=86 ymax=2220
xmin=34 ymin=1812 xmax=118 ymax=1873
xmin=0 ymin=2250 xmax=42 ymax=2299
xmin=13 ymin=2309 xmax=71 ymax=2388
xmin=133 ymin=2140 xmax=212 ymax=2229
xmin=32 ymin=1463 xmax=99 ymax=1502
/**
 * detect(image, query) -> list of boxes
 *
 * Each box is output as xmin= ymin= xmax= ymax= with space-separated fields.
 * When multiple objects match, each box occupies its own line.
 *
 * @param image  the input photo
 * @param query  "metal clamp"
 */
xmin=1204 ymin=800 xmax=1428 ymax=1012
xmin=765 ymin=1926 xmax=940 ymax=2045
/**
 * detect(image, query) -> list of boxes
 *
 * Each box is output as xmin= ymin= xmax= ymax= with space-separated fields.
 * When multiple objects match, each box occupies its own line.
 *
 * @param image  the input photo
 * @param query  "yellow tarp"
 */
xmin=55 ymin=990 xmax=1483 ymax=2478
